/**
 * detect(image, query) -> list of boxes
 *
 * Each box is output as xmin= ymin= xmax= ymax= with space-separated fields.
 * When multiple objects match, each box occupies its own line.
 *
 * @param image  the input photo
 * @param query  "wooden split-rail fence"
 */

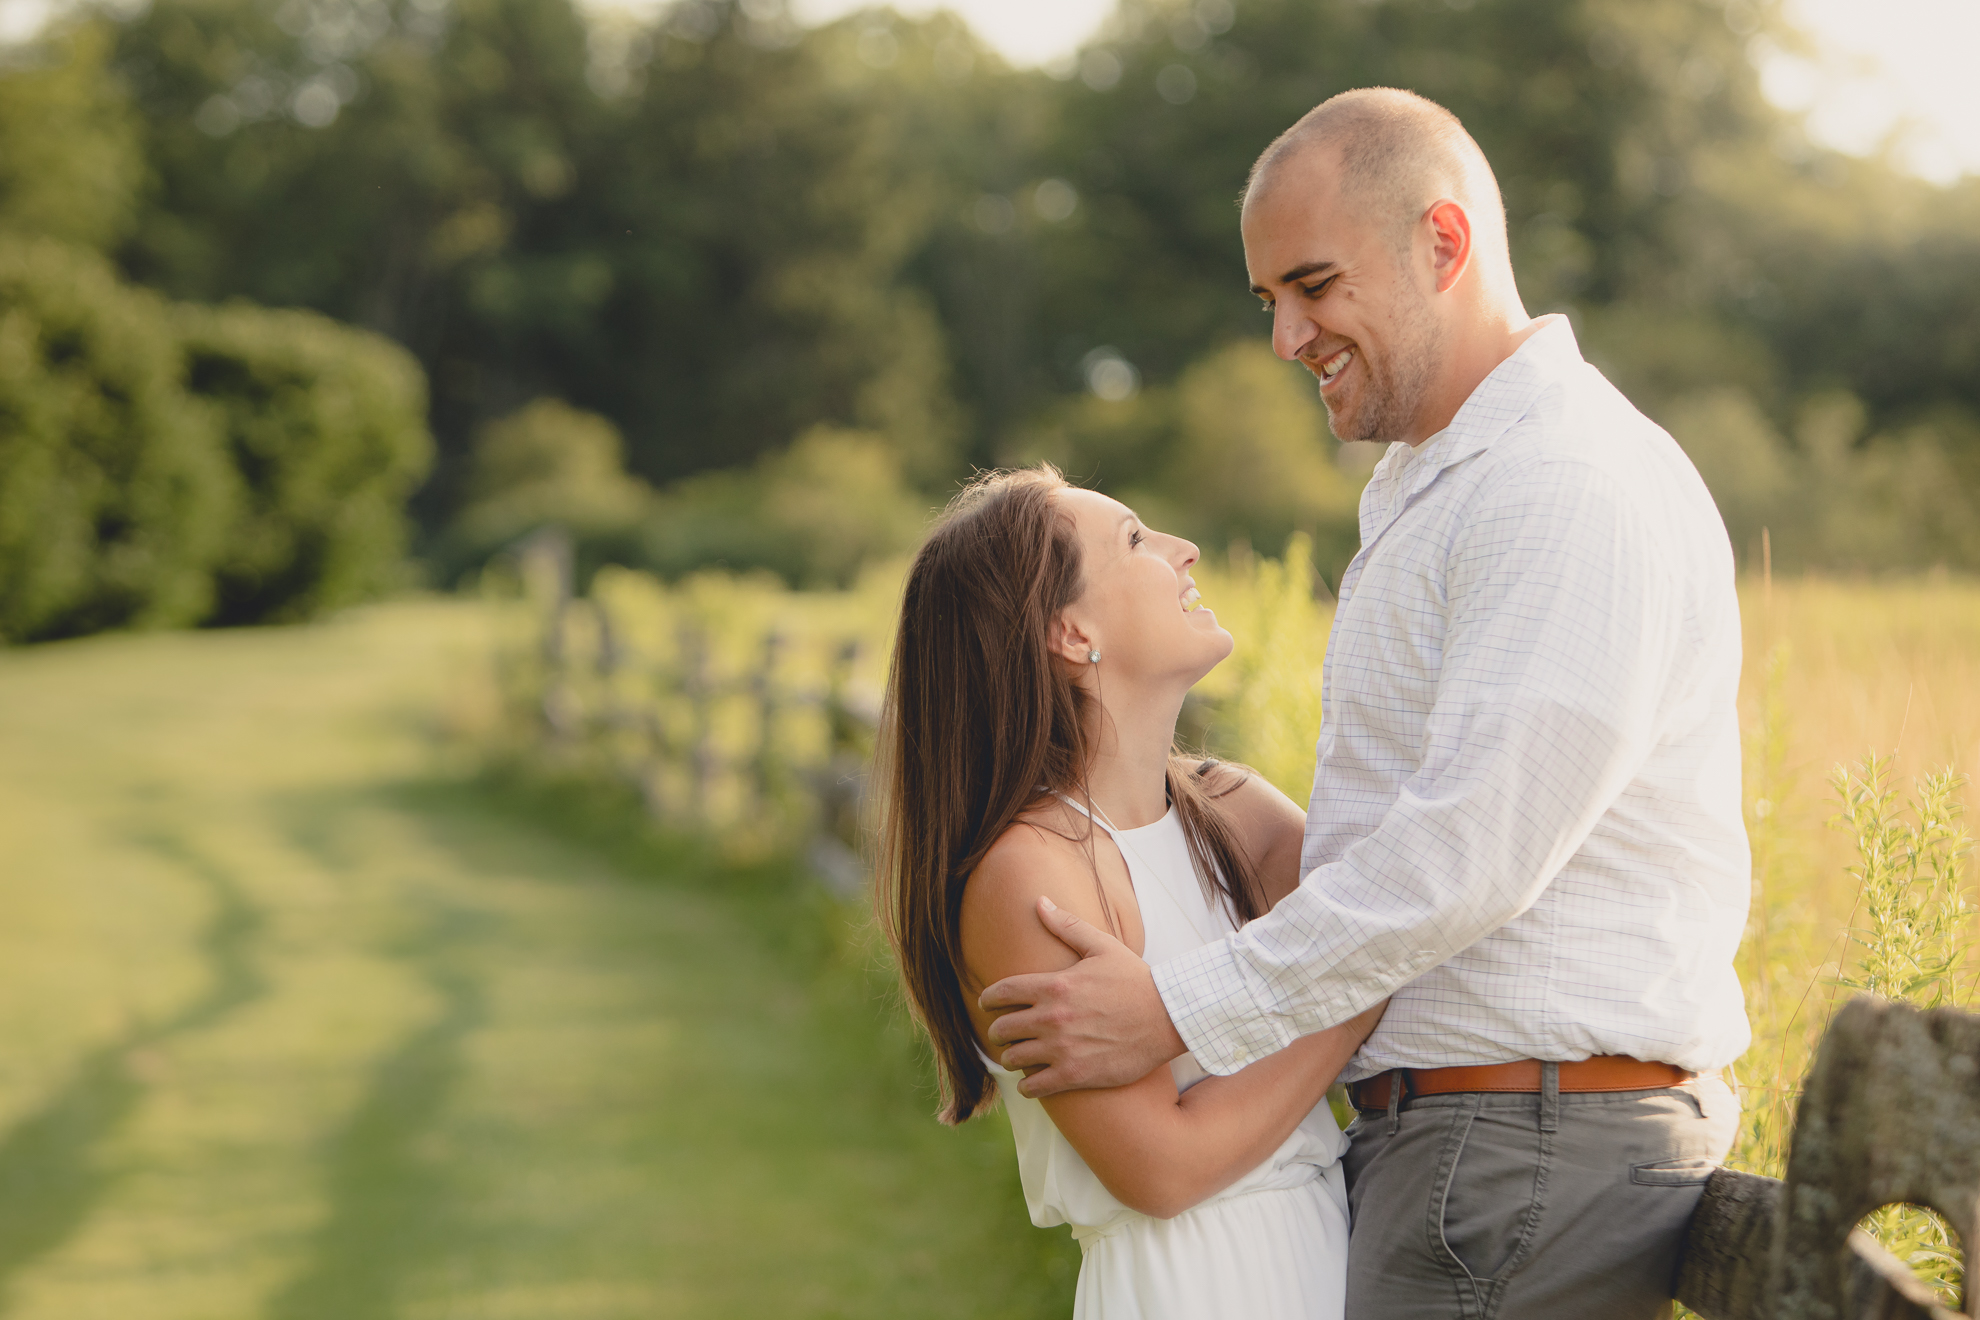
xmin=503 ymin=528 xmax=1976 ymax=1317
xmin=505 ymin=527 xmax=877 ymax=894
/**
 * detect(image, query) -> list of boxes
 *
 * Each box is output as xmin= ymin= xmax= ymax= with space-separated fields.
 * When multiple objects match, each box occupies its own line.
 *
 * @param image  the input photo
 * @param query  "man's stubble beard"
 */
xmin=1323 ymin=286 xmax=1445 ymax=444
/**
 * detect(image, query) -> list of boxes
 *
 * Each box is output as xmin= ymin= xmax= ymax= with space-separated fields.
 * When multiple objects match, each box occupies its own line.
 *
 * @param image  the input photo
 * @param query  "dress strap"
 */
xmin=1048 ymin=790 xmax=1120 ymax=840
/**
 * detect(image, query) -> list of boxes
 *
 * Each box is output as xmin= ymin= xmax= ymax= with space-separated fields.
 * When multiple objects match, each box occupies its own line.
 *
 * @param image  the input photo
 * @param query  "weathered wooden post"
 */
xmin=1674 ymin=997 xmax=1980 ymax=1319
xmin=750 ymin=630 xmax=785 ymax=822
xmin=808 ymin=640 xmax=874 ymax=898
xmin=638 ymin=705 xmax=670 ymax=820
xmin=678 ymin=622 xmax=715 ymax=822
xmin=1771 ymin=997 xmax=1980 ymax=1318
xmin=516 ymin=525 xmax=577 ymax=742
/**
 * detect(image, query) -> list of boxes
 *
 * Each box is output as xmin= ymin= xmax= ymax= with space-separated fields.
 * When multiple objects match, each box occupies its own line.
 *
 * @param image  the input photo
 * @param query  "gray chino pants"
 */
xmin=1341 ymin=1073 xmax=1739 ymax=1319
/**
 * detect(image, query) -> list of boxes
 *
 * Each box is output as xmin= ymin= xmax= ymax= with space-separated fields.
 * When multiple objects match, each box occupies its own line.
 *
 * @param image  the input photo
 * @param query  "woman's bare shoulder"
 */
xmin=959 ymin=804 xmax=1122 ymax=994
xmin=966 ymin=805 xmax=1101 ymax=925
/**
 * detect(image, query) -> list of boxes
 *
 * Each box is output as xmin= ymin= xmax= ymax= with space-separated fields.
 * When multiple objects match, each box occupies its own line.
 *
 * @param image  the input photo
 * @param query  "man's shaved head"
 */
xmin=1240 ymin=87 xmax=1532 ymax=445
xmin=1246 ymin=87 xmax=1506 ymax=260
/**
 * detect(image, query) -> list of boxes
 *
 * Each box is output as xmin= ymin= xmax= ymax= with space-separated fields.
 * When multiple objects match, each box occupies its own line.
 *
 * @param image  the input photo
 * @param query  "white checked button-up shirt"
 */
xmin=1155 ymin=316 xmax=1752 ymax=1082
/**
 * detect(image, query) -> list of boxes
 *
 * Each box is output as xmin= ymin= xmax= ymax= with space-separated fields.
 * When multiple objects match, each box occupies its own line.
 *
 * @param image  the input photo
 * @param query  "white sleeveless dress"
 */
xmin=984 ymin=802 xmax=1350 ymax=1319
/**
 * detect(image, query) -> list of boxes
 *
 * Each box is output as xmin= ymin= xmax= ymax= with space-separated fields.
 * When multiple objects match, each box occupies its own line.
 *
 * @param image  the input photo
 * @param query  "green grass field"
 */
xmin=0 ymin=601 xmax=1075 ymax=1320
xmin=6 ymin=575 xmax=1977 ymax=1315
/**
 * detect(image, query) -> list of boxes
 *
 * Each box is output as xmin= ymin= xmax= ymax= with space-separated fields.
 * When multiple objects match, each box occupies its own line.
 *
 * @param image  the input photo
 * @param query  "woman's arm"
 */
xmin=962 ymin=823 xmax=1382 ymax=1220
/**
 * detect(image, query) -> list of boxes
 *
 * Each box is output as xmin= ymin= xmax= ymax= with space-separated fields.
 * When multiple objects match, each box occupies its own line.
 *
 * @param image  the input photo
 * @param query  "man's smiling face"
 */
xmin=1241 ymin=150 xmax=1445 ymax=445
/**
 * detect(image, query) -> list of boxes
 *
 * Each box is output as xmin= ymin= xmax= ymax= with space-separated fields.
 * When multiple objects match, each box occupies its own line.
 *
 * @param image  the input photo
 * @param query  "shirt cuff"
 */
xmin=1152 ymin=936 xmax=1300 ymax=1077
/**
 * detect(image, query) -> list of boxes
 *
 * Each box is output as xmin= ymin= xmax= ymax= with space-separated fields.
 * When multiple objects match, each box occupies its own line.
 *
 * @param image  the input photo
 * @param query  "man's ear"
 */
xmin=1045 ymin=611 xmax=1098 ymax=667
xmin=1423 ymin=198 xmax=1473 ymax=294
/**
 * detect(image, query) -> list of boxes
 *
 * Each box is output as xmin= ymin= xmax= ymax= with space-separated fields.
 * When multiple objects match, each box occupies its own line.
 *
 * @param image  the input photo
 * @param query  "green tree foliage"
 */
xmin=1667 ymin=387 xmax=1980 ymax=571
xmin=47 ymin=0 xmax=1980 ymax=583
xmin=0 ymin=22 xmax=439 ymax=641
xmin=0 ymin=240 xmax=232 ymax=641
xmin=178 ymin=302 xmax=433 ymax=624
xmin=0 ymin=22 xmax=142 ymax=249
xmin=105 ymin=0 xmax=971 ymax=505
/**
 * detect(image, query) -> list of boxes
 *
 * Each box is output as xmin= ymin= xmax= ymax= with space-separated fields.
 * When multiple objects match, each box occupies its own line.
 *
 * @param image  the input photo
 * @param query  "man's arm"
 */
xmin=979 ymin=773 xmax=1310 ymax=1095
xmin=993 ymin=460 xmax=1683 ymax=1093
xmin=967 ymin=842 xmax=1381 ymax=1213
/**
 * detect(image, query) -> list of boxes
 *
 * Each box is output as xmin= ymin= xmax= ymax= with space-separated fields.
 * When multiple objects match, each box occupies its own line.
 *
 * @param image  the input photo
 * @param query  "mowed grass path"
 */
xmin=0 ymin=602 xmax=1074 ymax=1320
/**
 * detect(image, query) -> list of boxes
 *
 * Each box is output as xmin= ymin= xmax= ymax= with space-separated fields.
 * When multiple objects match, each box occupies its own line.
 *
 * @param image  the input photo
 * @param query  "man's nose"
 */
xmin=1272 ymin=303 xmax=1318 ymax=362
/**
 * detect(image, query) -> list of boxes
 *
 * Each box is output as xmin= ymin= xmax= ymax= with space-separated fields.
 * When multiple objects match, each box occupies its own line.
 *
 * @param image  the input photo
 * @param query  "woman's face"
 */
xmin=1054 ymin=488 xmax=1233 ymax=687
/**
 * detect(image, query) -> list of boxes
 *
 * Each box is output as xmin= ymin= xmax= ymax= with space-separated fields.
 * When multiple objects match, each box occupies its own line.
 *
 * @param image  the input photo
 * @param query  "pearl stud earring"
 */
xmin=1088 ymin=649 xmax=1102 ymax=664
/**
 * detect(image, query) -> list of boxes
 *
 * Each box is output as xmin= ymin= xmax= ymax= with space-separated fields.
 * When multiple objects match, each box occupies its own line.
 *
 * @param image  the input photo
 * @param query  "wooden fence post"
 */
xmin=751 ymin=630 xmax=785 ymax=815
xmin=1674 ymin=997 xmax=1978 ymax=1320
xmin=678 ymin=623 xmax=715 ymax=821
xmin=516 ymin=525 xmax=577 ymax=742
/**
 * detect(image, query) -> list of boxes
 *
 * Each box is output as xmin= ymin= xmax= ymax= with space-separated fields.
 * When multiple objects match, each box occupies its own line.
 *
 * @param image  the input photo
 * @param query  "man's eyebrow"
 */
xmin=1280 ymin=259 xmax=1336 ymax=284
xmin=1250 ymin=259 xmax=1336 ymax=296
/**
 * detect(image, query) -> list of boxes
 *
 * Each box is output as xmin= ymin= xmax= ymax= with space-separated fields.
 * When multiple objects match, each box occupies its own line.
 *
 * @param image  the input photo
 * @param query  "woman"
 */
xmin=875 ymin=466 xmax=1381 ymax=1318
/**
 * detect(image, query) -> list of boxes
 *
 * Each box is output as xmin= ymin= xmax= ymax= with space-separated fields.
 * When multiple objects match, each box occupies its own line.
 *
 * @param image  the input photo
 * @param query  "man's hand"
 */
xmin=978 ymin=896 xmax=1188 ymax=1099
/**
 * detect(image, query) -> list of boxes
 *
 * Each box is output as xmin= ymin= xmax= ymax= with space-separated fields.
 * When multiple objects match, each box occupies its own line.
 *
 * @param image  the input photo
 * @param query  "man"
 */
xmin=980 ymin=88 xmax=1750 ymax=1318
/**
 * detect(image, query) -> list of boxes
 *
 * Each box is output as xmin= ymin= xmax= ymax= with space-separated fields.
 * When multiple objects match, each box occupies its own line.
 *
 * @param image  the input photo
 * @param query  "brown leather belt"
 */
xmin=1347 ymin=1056 xmax=1701 ymax=1112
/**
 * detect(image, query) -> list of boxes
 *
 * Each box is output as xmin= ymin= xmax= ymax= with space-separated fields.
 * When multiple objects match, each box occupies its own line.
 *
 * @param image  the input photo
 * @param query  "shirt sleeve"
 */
xmin=1153 ymin=458 xmax=1686 ymax=1075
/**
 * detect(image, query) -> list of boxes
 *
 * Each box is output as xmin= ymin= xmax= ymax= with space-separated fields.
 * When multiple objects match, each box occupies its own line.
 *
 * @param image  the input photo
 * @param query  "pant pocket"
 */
xmin=1433 ymin=1102 xmax=1549 ymax=1287
xmin=1630 ymin=1156 xmax=1717 ymax=1186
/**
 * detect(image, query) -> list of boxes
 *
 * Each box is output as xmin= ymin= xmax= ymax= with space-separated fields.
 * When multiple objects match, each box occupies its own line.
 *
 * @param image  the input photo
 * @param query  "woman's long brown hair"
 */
xmin=874 ymin=466 xmax=1266 ymax=1125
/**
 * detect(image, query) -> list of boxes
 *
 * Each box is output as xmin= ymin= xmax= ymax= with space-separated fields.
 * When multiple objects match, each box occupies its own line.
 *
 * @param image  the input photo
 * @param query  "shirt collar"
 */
xmin=1371 ymin=313 xmax=1583 ymax=496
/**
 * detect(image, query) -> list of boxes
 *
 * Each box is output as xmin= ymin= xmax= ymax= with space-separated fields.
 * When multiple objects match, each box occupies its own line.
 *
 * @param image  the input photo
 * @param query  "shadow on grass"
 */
xmin=0 ymin=828 xmax=266 ymax=1307
xmin=263 ymin=908 xmax=486 ymax=1320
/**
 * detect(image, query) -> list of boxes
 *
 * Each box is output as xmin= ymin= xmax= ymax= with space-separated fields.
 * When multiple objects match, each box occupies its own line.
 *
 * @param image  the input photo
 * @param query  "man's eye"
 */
xmin=1258 ymin=300 xmax=1275 ymax=314
xmin=1302 ymin=277 xmax=1336 ymax=299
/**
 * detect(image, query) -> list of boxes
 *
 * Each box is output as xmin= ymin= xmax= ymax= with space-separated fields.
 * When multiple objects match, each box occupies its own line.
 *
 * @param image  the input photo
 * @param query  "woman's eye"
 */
xmin=1129 ymin=529 xmax=1146 ymax=549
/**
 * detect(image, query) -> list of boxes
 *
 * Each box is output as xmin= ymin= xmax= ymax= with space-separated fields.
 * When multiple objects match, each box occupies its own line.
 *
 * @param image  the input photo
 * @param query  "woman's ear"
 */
xmin=1045 ymin=611 xmax=1098 ymax=668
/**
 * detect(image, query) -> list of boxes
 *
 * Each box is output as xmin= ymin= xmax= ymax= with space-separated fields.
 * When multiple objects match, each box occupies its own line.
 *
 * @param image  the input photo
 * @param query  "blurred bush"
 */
xmin=644 ymin=426 xmax=929 ymax=589
xmin=1014 ymin=341 xmax=1368 ymax=583
xmin=1664 ymin=386 xmax=1980 ymax=573
xmin=180 ymin=302 xmax=432 ymax=625
xmin=0 ymin=236 xmax=435 ymax=642
xmin=0 ymin=239 xmax=232 ymax=640
xmin=446 ymin=407 xmax=928 ymax=591
xmin=440 ymin=397 xmax=652 ymax=586
xmin=1154 ymin=343 xmax=1365 ymax=575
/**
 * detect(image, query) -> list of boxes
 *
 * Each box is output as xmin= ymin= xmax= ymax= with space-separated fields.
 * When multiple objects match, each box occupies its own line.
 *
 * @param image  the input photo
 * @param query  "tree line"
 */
xmin=1 ymin=0 xmax=1976 ymax=634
